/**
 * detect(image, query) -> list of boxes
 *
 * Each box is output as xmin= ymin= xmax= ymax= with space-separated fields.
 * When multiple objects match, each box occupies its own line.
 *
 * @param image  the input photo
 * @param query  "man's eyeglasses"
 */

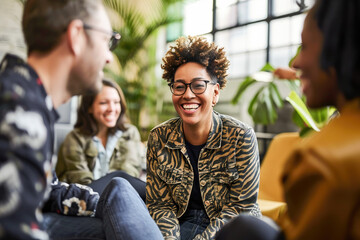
xmin=168 ymin=80 xmax=216 ymax=96
xmin=83 ymin=23 xmax=121 ymax=51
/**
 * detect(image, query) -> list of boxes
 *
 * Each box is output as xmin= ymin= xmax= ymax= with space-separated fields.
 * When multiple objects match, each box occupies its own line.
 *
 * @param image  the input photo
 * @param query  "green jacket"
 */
xmin=146 ymin=111 xmax=261 ymax=240
xmin=56 ymin=124 xmax=144 ymax=185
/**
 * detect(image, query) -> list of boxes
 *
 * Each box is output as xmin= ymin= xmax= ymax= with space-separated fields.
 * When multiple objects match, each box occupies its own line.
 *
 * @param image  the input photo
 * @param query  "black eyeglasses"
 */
xmin=168 ymin=80 xmax=216 ymax=96
xmin=83 ymin=23 xmax=121 ymax=51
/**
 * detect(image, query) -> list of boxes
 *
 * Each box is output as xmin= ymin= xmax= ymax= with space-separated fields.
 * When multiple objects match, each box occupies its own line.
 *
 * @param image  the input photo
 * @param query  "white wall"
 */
xmin=0 ymin=0 xmax=26 ymax=60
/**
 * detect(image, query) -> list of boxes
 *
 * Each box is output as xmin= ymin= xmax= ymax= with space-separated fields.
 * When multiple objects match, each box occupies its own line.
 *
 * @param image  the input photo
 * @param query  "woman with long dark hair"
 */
xmin=56 ymin=78 xmax=146 ymax=199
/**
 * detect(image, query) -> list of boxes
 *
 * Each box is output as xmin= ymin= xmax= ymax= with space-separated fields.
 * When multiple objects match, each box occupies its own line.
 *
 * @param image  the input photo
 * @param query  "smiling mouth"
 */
xmin=104 ymin=114 xmax=117 ymax=121
xmin=181 ymin=104 xmax=200 ymax=111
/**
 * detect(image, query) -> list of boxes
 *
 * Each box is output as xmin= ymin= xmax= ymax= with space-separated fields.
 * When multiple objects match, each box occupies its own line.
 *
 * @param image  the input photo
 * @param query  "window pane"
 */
xmin=291 ymin=45 xmax=301 ymax=60
xmin=273 ymin=0 xmax=298 ymax=16
xmin=217 ymin=23 xmax=267 ymax=54
xmin=167 ymin=22 xmax=182 ymax=42
xmin=238 ymin=0 xmax=267 ymax=24
xmin=166 ymin=2 xmax=183 ymax=42
xmin=247 ymin=22 xmax=268 ymax=51
xmin=215 ymin=30 xmax=231 ymax=52
xmin=215 ymin=28 xmax=246 ymax=54
xmin=202 ymin=33 xmax=214 ymax=43
xmin=228 ymin=53 xmax=247 ymax=78
xmin=217 ymin=0 xmax=237 ymax=8
xmin=229 ymin=27 xmax=247 ymax=53
xmin=305 ymin=0 xmax=315 ymax=8
xmin=183 ymin=0 xmax=213 ymax=35
xmin=270 ymin=18 xmax=290 ymax=47
xmin=291 ymin=14 xmax=305 ymax=44
xmin=270 ymin=46 xmax=293 ymax=67
xmin=248 ymin=50 xmax=266 ymax=73
xmin=216 ymin=4 xmax=237 ymax=29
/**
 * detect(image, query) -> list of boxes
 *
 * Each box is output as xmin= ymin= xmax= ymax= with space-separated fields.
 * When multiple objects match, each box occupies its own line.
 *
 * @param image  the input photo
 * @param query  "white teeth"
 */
xmin=182 ymin=104 xmax=199 ymax=110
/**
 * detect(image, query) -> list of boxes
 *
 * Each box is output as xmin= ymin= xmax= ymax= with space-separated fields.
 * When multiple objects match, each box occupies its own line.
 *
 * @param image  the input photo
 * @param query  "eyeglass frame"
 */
xmin=83 ymin=23 xmax=121 ymax=51
xmin=168 ymin=79 xmax=217 ymax=96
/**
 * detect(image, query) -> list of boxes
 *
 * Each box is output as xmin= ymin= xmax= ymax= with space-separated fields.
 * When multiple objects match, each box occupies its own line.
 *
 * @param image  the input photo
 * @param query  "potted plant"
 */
xmin=231 ymin=46 xmax=336 ymax=136
xmin=104 ymin=0 xmax=183 ymax=139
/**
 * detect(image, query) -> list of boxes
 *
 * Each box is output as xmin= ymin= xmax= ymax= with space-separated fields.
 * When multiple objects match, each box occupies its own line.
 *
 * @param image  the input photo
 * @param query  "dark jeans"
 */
xmin=43 ymin=177 xmax=163 ymax=240
xmin=215 ymin=215 xmax=285 ymax=240
xmin=88 ymin=170 xmax=146 ymax=201
xmin=179 ymin=209 xmax=210 ymax=240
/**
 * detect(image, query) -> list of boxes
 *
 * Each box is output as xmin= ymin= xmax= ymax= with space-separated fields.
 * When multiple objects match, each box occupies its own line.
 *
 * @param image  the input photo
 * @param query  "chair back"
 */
xmin=259 ymin=132 xmax=301 ymax=202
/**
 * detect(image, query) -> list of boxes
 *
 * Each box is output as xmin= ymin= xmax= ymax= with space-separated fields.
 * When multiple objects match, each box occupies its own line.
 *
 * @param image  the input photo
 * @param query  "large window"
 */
xmin=168 ymin=0 xmax=314 ymax=79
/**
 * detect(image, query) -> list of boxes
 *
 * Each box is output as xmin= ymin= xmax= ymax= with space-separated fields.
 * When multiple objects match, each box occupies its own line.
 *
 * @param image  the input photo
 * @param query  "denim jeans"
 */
xmin=43 ymin=177 xmax=163 ymax=240
xmin=43 ymin=213 xmax=104 ymax=239
xmin=179 ymin=209 xmax=210 ymax=240
xmin=88 ymin=170 xmax=146 ymax=201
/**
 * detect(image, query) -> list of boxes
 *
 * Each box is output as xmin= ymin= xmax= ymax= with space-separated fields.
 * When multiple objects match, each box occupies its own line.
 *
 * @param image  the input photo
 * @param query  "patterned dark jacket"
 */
xmin=0 ymin=54 xmax=99 ymax=239
xmin=146 ymin=111 xmax=261 ymax=240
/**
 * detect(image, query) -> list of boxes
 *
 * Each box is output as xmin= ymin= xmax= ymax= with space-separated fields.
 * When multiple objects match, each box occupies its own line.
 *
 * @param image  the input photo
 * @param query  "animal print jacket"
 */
xmin=146 ymin=111 xmax=261 ymax=240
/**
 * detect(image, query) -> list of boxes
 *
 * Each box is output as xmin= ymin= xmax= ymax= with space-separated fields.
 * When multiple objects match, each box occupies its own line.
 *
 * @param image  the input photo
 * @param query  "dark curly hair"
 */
xmin=161 ymin=36 xmax=230 ymax=89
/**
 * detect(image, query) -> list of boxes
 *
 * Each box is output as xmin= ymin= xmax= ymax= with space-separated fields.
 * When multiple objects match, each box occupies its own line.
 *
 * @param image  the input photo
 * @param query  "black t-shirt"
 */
xmin=184 ymin=139 xmax=206 ymax=211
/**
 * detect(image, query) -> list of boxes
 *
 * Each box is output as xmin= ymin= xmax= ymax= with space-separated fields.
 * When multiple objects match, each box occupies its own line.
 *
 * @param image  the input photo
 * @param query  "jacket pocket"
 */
xmin=157 ymin=165 xmax=183 ymax=184
xmin=211 ymin=168 xmax=239 ymax=209
xmin=157 ymin=165 xmax=189 ymax=206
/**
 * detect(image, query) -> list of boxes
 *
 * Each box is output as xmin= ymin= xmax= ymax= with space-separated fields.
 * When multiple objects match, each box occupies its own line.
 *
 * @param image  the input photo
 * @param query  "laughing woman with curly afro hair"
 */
xmin=146 ymin=35 xmax=261 ymax=240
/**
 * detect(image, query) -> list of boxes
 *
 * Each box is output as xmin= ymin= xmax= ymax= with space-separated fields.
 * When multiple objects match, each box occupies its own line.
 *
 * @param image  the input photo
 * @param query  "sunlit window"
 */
xmin=166 ymin=0 xmax=314 ymax=78
xmin=183 ymin=0 xmax=213 ymax=36
xmin=238 ymin=0 xmax=267 ymax=24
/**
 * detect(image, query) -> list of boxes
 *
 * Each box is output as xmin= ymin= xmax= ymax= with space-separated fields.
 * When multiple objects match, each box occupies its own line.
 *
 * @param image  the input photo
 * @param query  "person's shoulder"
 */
xmin=122 ymin=123 xmax=141 ymax=139
xmin=0 ymin=54 xmax=43 ymax=105
xmin=124 ymin=123 xmax=139 ymax=132
xmin=64 ymin=128 xmax=92 ymax=144
xmin=303 ymin=111 xmax=360 ymax=151
xmin=217 ymin=112 xmax=253 ymax=131
xmin=290 ymin=111 xmax=360 ymax=177
xmin=0 ymin=54 xmax=35 ymax=88
xmin=150 ymin=117 xmax=181 ymax=133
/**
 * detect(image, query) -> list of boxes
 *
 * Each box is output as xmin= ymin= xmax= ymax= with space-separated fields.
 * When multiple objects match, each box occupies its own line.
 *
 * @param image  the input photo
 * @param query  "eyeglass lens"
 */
xmin=171 ymin=80 xmax=210 ymax=95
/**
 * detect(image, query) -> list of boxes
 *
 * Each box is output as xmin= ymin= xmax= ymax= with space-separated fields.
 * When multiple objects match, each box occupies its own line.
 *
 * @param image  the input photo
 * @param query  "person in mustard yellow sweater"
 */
xmin=216 ymin=0 xmax=360 ymax=239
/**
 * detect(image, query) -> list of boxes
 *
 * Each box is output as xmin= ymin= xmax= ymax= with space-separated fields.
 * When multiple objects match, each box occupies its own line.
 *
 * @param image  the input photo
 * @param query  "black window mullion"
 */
xmin=266 ymin=0 xmax=272 ymax=63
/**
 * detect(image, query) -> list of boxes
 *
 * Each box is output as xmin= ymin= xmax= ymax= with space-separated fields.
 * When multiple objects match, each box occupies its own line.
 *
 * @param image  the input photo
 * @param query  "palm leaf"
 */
xmin=231 ymin=76 xmax=257 ymax=104
xmin=286 ymin=91 xmax=320 ymax=131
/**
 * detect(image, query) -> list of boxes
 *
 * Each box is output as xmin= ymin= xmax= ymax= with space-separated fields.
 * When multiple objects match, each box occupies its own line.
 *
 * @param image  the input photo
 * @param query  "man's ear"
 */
xmin=66 ymin=19 xmax=85 ymax=56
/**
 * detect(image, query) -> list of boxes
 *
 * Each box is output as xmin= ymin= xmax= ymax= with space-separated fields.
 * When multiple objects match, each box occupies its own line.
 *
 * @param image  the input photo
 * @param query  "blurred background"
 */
xmin=0 ymin=0 xmax=314 ymax=158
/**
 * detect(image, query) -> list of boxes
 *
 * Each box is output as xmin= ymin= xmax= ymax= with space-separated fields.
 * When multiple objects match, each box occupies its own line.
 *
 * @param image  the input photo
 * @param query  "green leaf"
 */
xmin=248 ymin=86 xmax=266 ymax=119
xmin=286 ymin=91 xmax=320 ymax=131
xmin=299 ymin=127 xmax=315 ymax=138
xmin=231 ymin=76 xmax=257 ymax=104
xmin=289 ymin=45 xmax=301 ymax=67
xmin=260 ymin=63 xmax=275 ymax=72
xmin=291 ymin=109 xmax=307 ymax=129
xmin=269 ymin=82 xmax=284 ymax=108
xmin=287 ymin=80 xmax=301 ymax=92
xmin=248 ymin=86 xmax=279 ymax=125
xmin=263 ymin=88 xmax=276 ymax=123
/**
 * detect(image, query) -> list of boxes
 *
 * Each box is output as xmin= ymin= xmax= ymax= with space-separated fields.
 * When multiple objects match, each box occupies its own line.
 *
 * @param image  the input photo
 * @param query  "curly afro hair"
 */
xmin=161 ymin=35 xmax=230 ymax=89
